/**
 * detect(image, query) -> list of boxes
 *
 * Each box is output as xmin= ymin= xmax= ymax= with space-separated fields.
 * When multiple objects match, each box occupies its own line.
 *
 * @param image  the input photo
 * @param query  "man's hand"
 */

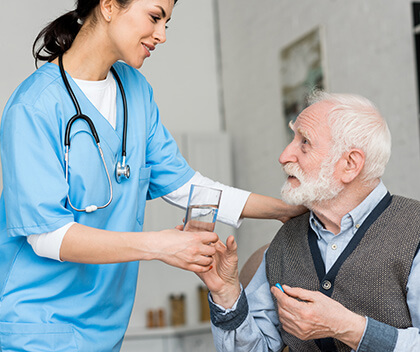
xmin=271 ymin=284 xmax=366 ymax=350
xmin=197 ymin=235 xmax=241 ymax=309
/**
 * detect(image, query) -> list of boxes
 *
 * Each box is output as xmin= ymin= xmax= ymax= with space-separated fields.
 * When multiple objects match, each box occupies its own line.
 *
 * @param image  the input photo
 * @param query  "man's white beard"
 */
xmin=281 ymin=159 xmax=344 ymax=207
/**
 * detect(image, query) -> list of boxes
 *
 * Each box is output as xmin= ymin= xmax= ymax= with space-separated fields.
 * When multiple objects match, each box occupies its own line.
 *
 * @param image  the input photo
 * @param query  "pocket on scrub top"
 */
xmin=136 ymin=166 xmax=152 ymax=227
xmin=0 ymin=322 xmax=79 ymax=352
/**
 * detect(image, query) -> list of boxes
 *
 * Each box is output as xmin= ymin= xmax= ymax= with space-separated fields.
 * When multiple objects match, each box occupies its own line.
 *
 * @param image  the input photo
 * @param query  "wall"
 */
xmin=140 ymin=0 xmax=223 ymax=134
xmin=0 ymin=0 xmax=71 ymax=188
xmin=216 ymin=0 xmax=420 ymax=263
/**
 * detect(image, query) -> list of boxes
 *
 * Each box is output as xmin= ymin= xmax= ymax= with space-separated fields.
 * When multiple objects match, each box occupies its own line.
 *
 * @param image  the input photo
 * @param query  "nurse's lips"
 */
xmin=142 ymin=43 xmax=155 ymax=57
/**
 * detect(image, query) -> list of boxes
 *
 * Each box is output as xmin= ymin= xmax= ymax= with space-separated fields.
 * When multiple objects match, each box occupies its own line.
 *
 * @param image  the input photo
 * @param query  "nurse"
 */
xmin=0 ymin=0 xmax=303 ymax=351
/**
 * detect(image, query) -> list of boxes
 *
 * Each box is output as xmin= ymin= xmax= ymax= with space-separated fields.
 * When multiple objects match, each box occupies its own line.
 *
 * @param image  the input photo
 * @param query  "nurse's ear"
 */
xmin=100 ymin=0 xmax=115 ymax=22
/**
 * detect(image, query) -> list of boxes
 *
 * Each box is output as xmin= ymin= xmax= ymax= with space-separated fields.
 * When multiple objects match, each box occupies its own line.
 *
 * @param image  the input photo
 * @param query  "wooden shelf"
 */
xmin=125 ymin=322 xmax=212 ymax=339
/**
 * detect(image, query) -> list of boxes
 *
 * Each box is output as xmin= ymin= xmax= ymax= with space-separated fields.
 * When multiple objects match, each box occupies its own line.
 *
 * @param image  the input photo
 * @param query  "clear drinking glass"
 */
xmin=183 ymin=184 xmax=222 ymax=232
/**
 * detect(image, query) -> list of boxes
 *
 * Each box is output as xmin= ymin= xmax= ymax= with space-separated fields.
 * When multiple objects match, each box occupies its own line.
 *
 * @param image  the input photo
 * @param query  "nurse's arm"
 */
xmin=240 ymin=193 xmax=307 ymax=223
xmin=60 ymin=223 xmax=218 ymax=272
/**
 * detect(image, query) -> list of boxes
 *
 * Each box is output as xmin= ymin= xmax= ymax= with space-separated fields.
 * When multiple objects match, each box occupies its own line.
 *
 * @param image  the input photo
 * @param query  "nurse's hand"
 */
xmin=152 ymin=228 xmax=219 ymax=273
xmin=241 ymin=194 xmax=307 ymax=223
xmin=60 ymin=224 xmax=218 ymax=267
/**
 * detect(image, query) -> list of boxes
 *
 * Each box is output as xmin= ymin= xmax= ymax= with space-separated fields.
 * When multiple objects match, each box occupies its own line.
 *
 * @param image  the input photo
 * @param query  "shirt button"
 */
xmin=322 ymin=280 xmax=332 ymax=290
xmin=355 ymin=224 xmax=361 ymax=229
xmin=331 ymin=244 xmax=338 ymax=250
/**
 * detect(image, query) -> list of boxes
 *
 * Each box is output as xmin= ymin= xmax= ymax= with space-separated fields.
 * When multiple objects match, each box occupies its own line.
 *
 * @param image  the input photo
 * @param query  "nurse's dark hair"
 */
xmin=32 ymin=0 xmax=178 ymax=67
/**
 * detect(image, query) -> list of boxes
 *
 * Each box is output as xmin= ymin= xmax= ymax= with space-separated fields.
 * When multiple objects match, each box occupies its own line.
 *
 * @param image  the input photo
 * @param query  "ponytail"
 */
xmin=32 ymin=10 xmax=82 ymax=67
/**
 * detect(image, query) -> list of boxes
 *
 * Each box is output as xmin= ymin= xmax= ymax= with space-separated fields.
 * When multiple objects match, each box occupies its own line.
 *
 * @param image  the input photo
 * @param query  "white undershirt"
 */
xmin=73 ymin=71 xmax=117 ymax=129
xmin=27 ymin=76 xmax=251 ymax=261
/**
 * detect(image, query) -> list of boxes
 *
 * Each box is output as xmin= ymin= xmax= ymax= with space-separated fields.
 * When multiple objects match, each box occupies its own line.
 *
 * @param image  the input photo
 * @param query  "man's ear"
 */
xmin=339 ymin=149 xmax=365 ymax=184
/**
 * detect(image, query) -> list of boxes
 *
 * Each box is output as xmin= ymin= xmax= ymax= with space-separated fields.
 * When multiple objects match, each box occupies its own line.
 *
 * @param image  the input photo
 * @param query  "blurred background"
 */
xmin=1 ymin=0 xmax=420 ymax=351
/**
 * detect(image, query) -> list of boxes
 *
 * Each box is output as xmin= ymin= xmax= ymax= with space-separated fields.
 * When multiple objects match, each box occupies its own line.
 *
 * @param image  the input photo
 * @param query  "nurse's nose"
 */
xmin=154 ymin=23 xmax=167 ymax=44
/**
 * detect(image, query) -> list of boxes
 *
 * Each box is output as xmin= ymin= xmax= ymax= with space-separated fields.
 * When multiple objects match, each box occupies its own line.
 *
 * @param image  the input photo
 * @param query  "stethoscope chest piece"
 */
xmin=116 ymin=156 xmax=130 ymax=183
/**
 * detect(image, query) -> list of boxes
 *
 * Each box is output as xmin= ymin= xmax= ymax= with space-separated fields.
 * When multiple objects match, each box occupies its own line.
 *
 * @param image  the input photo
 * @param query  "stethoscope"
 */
xmin=59 ymin=55 xmax=130 ymax=213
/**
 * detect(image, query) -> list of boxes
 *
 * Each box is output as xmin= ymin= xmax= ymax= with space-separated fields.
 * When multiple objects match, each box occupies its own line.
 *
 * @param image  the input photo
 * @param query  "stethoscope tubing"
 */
xmin=59 ymin=55 xmax=128 ymax=212
xmin=64 ymin=144 xmax=113 ymax=213
xmin=110 ymin=66 xmax=128 ymax=159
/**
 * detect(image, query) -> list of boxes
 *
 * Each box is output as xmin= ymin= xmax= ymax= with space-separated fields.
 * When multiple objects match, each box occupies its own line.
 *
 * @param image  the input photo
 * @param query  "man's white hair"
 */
xmin=307 ymin=91 xmax=391 ymax=185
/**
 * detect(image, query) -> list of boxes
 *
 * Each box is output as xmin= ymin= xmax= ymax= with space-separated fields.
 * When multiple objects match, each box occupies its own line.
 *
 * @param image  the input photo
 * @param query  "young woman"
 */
xmin=0 ymin=0 xmax=303 ymax=350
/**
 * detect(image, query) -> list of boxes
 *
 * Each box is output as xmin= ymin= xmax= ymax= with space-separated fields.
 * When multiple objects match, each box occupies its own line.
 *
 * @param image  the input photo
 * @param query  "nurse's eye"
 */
xmin=150 ymin=15 xmax=161 ymax=23
xmin=150 ymin=15 xmax=168 ymax=29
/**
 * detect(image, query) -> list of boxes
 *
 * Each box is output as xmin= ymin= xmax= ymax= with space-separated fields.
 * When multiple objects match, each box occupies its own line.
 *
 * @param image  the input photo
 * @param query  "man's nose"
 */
xmin=279 ymin=142 xmax=297 ymax=165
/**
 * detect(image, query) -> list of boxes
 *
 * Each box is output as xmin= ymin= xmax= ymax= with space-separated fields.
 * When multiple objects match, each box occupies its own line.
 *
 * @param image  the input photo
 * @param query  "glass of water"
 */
xmin=183 ymin=185 xmax=222 ymax=232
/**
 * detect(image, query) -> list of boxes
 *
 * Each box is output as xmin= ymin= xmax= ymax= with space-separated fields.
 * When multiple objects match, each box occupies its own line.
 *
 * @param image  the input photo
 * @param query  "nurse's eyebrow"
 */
xmin=155 ymin=5 xmax=169 ymax=20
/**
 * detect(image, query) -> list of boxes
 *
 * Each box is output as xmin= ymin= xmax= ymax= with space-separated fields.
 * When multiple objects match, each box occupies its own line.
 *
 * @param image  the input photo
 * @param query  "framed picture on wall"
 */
xmin=280 ymin=26 xmax=328 ymax=140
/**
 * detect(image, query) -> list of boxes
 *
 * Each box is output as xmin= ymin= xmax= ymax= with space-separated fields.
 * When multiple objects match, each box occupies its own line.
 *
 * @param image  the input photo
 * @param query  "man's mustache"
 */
xmin=283 ymin=163 xmax=304 ymax=181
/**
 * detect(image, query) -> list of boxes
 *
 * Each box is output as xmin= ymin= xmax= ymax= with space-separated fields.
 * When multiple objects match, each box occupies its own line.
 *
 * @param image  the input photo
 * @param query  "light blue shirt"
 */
xmin=210 ymin=181 xmax=420 ymax=351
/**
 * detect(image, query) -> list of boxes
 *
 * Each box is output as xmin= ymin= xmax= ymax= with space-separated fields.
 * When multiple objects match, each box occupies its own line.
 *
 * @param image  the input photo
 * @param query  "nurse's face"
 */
xmin=107 ymin=0 xmax=174 ymax=69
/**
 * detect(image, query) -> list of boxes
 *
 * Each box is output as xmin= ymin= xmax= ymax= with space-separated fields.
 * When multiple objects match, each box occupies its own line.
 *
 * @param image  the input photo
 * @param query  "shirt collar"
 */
xmin=310 ymin=180 xmax=388 ymax=238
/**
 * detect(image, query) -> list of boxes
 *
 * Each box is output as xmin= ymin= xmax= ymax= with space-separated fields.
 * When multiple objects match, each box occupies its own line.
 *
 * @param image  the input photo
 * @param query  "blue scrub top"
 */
xmin=0 ymin=62 xmax=195 ymax=351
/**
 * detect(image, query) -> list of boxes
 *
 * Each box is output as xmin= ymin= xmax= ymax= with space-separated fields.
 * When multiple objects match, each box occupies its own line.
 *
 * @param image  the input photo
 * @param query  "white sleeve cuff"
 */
xmin=209 ymin=285 xmax=244 ymax=314
xmin=27 ymin=222 xmax=76 ymax=261
xmin=162 ymin=171 xmax=251 ymax=228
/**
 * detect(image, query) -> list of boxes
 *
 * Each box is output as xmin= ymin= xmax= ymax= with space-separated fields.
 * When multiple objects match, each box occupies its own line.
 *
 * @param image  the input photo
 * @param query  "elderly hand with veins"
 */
xmin=271 ymin=284 xmax=367 ymax=350
xmin=197 ymin=235 xmax=241 ymax=309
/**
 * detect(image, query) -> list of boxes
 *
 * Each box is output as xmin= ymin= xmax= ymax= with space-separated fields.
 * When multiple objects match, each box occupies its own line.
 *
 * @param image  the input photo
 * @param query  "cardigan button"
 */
xmin=322 ymin=280 xmax=332 ymax=290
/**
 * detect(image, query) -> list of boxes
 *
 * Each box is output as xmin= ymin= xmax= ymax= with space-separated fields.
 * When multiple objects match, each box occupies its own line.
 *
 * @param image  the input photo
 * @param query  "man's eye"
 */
xmin=151 ymin=15 xmax=160 ymax=22
xmin=302 ymin=138 xmax=308 ymax=144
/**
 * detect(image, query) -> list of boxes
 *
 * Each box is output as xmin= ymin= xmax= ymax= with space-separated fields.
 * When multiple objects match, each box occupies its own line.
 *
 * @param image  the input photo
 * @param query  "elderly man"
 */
xmin=199 ymin=92 xmax=420 ymax=351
